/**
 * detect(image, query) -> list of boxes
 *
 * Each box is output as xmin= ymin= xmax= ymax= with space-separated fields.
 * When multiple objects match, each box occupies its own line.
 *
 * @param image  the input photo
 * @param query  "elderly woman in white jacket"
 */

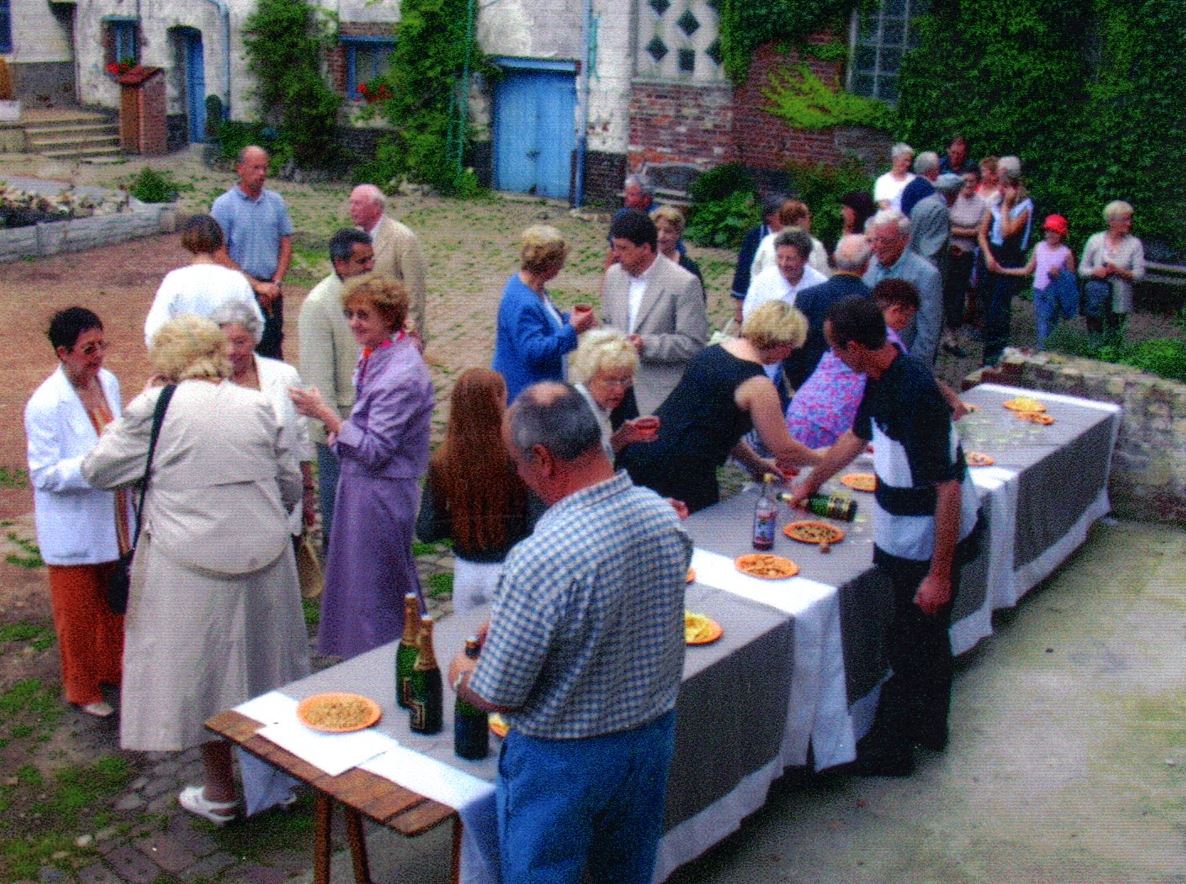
xmin=25 ymin=307 xmax=130 ymax=718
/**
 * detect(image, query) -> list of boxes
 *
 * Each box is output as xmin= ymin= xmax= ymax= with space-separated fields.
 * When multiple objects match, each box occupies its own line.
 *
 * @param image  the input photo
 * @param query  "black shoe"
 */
xmin=914 ymin=731 xmax=948 ymax=752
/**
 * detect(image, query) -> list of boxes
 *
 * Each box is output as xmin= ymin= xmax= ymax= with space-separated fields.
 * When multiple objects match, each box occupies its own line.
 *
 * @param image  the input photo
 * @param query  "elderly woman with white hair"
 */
xmin=1079 ymin=200 xmax=1146 ymax=335
xmin=618 ymin=301 xmax=821 ymax=513
xmin=874 ymin=142 xmax=916 ymax=212
xmin=82 ymin=316 xmax=309 ymax=824
xmin=211 ymin=301 xmax=315 ymax=537
xmin=570 ymin=328 xmax=659 ymax=456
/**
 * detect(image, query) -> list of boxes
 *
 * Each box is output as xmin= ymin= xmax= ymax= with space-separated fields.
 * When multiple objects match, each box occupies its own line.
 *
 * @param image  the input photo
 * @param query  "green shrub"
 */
xmin=689 ymin=163 xmax=755 ymax=205
xmin=127 ymin=167 xmax=183 ymax=203
xmin=785 ymin=157 xmax=873 ymax=251
xmin=686 ymin=190 xmax=761 ymax=250
xmin=1046 ymin=326 xmax=1186 ymax=383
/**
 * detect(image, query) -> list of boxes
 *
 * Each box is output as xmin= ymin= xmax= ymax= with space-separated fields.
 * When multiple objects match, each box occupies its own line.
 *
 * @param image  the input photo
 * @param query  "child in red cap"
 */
xmin=996 ymin=213 xmax=1076 ymax=349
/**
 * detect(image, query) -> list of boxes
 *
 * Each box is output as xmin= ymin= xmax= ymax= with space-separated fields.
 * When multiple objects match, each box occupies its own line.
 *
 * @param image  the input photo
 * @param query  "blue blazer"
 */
xmin=492 ymin=274 xmax=578 ymax=403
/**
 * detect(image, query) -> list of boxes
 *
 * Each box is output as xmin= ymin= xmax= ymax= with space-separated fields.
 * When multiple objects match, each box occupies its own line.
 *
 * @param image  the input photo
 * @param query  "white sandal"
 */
xmin=178 ymin=784 xmax=238 ymax=824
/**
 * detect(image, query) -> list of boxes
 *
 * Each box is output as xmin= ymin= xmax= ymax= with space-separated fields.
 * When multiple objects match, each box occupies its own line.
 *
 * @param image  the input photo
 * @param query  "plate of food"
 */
xmin=297 ymin=692 xmax=381 ymax=733
xmin=1002 ymin=396 xmax=1046 ymax=413
xmin=784 ymin=520 xmax=846 ymax=545
xmin=489 ymin=713 xmax=509 ymax=739
xmin=840 ymin=472 xmax=876 ymax=493
xmin=684 ymin=611 xmax=723 ymax=645
xmin=735 ymin=553 xmax=799 ymax=580
xmin=965 ymin=451 xmax=995 ymax=467
xmin=686 ymin=567 xmax=696 ymax=584
xmin=1017 ymin=411 xmax=1055 ymax=425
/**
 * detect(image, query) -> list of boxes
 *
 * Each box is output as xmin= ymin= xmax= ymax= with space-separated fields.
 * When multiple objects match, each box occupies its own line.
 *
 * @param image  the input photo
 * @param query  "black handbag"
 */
xmin=106 ymin=384 xmax=176 ymax=615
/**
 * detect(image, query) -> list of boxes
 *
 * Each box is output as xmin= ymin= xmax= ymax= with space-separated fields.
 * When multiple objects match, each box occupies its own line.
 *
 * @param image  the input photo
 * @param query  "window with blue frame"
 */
xmin=105 ymin=18 xmax=140 ymax=69
xmin=0 ymin=0 xmax=12 ymax=55
xmin=341 ymin=36 xmax=395 ymax=101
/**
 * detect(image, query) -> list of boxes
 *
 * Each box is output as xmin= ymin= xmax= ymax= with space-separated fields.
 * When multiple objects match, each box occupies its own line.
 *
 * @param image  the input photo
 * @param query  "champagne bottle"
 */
xmin=778 ymin=491 xmax=858 ymax=522
xmin=752 ymin=472 xmax=777 ymax=550
xmin=394 ymin=593 xmax=420 ymax=709
xmin=408 ymin=616 xmax=443 ymax=734
xmin=453 ymin=636 xmax=489 ymax=760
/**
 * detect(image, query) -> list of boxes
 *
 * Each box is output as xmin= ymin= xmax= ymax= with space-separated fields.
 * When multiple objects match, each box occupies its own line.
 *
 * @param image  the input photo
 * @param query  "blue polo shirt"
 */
xmin=210 ymin=186 xmax=294 ymax=280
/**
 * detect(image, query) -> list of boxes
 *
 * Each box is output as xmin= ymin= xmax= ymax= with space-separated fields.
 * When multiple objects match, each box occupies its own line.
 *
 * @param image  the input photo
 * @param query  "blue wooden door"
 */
xmin=493 ymin=66 xmax=576 ymax=200
xmin=184 ymin=31 xmax=206 ymax=143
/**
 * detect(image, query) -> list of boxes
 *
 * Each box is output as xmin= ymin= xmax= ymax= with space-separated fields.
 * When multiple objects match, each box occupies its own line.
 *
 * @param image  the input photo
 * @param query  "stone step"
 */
xmin=25 ymin=123 xmax=118 ymax=138
xmin=29 ymin=133 xmax=120 ymax=150
xmin=39 ymin=145 xmax=124 ymax=160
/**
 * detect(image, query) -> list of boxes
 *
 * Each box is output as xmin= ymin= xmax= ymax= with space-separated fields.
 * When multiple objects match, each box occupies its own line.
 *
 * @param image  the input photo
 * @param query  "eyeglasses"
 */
xmin=74 ymin=341 xmax=110 ymax=356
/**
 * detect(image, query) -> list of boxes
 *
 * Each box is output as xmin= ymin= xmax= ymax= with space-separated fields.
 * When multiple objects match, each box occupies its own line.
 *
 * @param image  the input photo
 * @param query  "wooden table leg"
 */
xmin=314 ymin=793 xmax=333 ymax=884
xmin=344 ymin=806 xmax=372 ymax=883
xmin=451 ymin=817 xmax=463 ymax=884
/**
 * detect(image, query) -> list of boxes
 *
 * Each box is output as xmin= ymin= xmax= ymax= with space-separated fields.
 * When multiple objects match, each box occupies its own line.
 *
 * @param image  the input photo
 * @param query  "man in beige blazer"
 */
xmin=297 ymin=228 xmax=373 ymax=543
xmin=602 ymin=211 xmax=708 ymax=416
xmin=348 ymin=184 xmax=428 ymax=345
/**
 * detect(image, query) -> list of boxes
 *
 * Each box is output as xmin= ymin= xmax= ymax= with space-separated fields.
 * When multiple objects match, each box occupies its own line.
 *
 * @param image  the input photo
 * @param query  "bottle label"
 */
xmin=409 ymin=698 xmax=427 ymax=731
xmin=753 ymin=511 xmax=776 ymax=550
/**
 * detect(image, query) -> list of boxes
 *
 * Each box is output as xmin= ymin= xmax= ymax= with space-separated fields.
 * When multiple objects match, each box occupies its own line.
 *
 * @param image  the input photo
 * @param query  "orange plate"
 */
xmin=1002 ymin=397 xmax=1046 ymax=413
xmin=685 ymin=613 xmax=723 ymax=646
xmin=297 ymin=692 xmax=381 ymax=733
xmin=489 ymin=713 xmax=509 ymax=739
xmin=686 ymin=567 xmax=696 ymax=584
xmin=840 ymin=472 xmax=876 ymax=493
xmin=965 ymin=451 xmax=995 ymax=466
xmin=1018 ymin=411 xmax=1055 ymax=425
xmin=783 ymin=520 xmax=846 ymax=545
xmin=735 ymin=553 xmax=799 ymax=580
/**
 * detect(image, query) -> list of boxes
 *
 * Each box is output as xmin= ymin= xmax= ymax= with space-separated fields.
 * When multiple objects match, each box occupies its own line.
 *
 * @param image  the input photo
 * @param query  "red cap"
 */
xmin=1043 ymin=214 xmax=1068 ymax=237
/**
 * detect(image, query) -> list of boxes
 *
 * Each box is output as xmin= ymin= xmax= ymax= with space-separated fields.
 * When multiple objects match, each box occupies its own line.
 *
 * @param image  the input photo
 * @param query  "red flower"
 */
xmin=106 ymin=62 xmax=121 ymax=76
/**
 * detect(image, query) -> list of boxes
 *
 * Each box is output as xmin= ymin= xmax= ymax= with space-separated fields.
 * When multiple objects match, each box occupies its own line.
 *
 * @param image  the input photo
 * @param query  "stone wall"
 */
xmin=0 ymin=204 xmax=175 ymax=264
xmin=967 ymin=350 xmax=1186 ymax=525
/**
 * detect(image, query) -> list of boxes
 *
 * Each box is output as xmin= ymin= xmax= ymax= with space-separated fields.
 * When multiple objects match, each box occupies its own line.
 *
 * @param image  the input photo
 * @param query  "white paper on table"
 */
xmin=360 ymin=745 xmax=494 ymax=808
xmin=256 ymin=721 xmax=397 ymax=777
xmin=690 ymin=548 xmax=834 ymax=616
xmin=234 ymin=690 xmax=299 ymax=725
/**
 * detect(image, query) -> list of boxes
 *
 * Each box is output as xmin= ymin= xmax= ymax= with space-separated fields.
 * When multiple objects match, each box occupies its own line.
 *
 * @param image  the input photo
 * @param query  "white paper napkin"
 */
xmin=360 ymin=745 xmax=494 ymax=809
xmin=255 ymin=720 xmax=397 ymax=777
xmin=690 ymin=548 xmax=836 ymax=616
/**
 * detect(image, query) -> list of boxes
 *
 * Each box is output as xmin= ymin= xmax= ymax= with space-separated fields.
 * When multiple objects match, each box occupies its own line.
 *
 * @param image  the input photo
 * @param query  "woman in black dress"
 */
xmin=618 ymin=301 xmax=821 ymax=513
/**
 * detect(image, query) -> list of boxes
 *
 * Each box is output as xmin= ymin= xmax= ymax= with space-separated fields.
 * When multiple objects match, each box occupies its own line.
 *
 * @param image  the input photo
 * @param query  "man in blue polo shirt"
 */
xmin=212 ymin=145 xmax=294 ymax=358
xmin=787 ymin=296 xmax=981 ymax=776
xmin=449 ymin=382 xmax=691 ymax=882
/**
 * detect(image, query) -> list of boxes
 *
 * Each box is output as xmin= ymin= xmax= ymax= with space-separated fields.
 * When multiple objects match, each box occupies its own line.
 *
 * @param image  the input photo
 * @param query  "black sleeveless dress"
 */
xmin=618 ymin=345 xmax=764 ymax=513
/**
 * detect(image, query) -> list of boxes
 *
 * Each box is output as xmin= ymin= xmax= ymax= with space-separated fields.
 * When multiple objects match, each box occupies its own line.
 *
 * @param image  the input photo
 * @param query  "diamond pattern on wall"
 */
xmin=677 ymin=9 xmax=700 ymax=36
xmin=678 ymin=48 xmax=696 ymax=72
xmin=705 ymin=39 xmax=722 ymax=65
xmin=646 ymin=36 xmax=669 ymax=63
xmin=649 ymin=0 xmax=671 ymax=15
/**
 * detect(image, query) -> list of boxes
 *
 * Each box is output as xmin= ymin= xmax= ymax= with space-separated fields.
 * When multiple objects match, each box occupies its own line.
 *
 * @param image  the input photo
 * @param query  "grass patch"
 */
xmin=0 ymin=678 xmax=63 ymax=744
xmin=302 ymin=596 xmax=321 ymax=629
xmin=0 ymin=622 xmax=55 ymax=651
xmin=5 ymin=533 xmax=44 ymax=569
xmin=207 ymin=793 xmax=316 ymax=860
xmin=0 ymin=467 xmax=27 ymax=488
xmin=412 ymin=539 xmax=451 ymax=557
xmin=426 ymin=571 xmax=453 ymax=599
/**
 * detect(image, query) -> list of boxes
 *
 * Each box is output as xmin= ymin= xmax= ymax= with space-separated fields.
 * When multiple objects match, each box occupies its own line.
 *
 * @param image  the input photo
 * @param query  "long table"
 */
xmin=210 ymin=383 xmax=1120 ymax=883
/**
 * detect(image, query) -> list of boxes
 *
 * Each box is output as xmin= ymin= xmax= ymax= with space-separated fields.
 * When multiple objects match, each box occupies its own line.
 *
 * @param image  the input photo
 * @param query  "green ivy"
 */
xmin=359 ymin=0 xmax=486 ymax=194
xmin=686 ymin=191 xmax=760 ymax=250
xmin=763 ymin=64 xmax=895 ymax=132
xmin=785 ymin=157 xmax=874 ymax=252
xmin=718 ymin=0 xmax=859 ymax=84
xmin=897 ymin=0 xmax=1186 ymax=256
xmin=242 ymin=0 xmax=341 ymax=170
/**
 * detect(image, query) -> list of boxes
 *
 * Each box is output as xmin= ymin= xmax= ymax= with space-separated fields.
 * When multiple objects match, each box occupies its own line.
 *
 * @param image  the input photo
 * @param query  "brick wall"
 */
xmin=625 ymin=37 xmax=892 ymax=183
xmin=584 ymin=150 xmax=628 ymax=207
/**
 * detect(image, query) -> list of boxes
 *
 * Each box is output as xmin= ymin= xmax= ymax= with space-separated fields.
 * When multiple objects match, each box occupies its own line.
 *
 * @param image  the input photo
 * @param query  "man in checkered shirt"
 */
xmin=450 ymin=381 xmax=691 ymax=883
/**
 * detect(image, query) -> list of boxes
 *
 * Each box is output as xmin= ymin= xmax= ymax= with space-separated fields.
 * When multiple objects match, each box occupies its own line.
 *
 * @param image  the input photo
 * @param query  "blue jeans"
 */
xmin=315 ymin=443 xmax=340 ymax=552
xmin=983 ymin=270 xmax=1023 ymax=366
xmin=497 ymin=710 xmax=676 ymax=884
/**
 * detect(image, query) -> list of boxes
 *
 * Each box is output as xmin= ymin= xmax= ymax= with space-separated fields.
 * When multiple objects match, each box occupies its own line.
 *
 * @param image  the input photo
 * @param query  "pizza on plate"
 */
xmin=1002 ymin=396 xmax=1046 ymax=413
xmin=840 ymin=472 xmax=876 ymax=492
xmin=965 ymin=451 xmax=995 ymax=466
xmin=297 ymin=692 xmax=381 ymax=733
xmin=735 ymin=553 xmax=799 ymax=580
xmin=1017 ymin=411 xmax=1055 ymax=425
xmin=783 ymin=520 xmax=846 ymax=545
xmin=684 ymin=611 xmax=723 ymax=645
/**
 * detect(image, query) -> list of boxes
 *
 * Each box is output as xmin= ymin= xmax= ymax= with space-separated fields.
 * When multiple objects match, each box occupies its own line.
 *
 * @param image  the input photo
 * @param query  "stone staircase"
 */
xmin=7 ymin=108 xmax=122 ymax=161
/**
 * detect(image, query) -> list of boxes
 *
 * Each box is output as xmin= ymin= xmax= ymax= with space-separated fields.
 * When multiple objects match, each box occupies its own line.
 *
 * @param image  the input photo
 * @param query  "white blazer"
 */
xmin=25 ymin=365 xmax=130 ymax=565
xmin=255 ymin=354 xmax=314 ymax=535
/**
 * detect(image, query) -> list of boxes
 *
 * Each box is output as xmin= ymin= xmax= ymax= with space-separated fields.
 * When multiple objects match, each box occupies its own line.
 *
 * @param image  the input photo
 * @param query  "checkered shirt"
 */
xmin=470 ymin=471 xmax=692 ymax=739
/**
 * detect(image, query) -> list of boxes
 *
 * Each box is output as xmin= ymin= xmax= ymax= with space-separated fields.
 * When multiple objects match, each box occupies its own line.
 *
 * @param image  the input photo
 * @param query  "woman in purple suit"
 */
xmin=291 ymin=274 xmax=433 ymax=659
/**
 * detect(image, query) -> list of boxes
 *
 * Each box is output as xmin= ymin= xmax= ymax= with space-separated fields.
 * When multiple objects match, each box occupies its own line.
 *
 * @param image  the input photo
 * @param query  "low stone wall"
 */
xmin=966 ymin=349 xmax=1186 ymax=524
xmin=0 ymin=202 xmax=176 ymax=263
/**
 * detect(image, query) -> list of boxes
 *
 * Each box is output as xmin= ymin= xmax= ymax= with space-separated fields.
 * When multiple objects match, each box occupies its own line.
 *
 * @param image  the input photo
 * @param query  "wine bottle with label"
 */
xmin=409 ymin=616 xmax=443 ymax=734
xmin=453 ymin=636 xmax=489 ymax=760
xmin=752 ymin=472 xmax=777 ymax=550
xmin=778 ymin=491 xmax=858 ymax=522
xmin=395 ymin=593 xmax=420 ymax=709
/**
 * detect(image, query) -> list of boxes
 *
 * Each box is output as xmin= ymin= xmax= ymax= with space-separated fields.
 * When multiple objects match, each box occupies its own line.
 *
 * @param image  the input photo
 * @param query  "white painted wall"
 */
xmin=6 ymin=2 xmax=73 ymax=63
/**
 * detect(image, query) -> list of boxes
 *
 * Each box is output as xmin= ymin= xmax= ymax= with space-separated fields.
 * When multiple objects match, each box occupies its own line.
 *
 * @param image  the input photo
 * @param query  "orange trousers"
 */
xmin=46 ymin=563 xmax=124 ymax=705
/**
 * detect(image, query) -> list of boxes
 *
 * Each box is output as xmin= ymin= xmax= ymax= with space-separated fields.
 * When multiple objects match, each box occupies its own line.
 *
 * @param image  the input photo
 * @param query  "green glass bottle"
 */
xmin=394 ymin=593 xmax=420 ymax=709
xmin=408 ymin=616 xmax=443 ymax=735
xmin=778 ymin=491 xmax=858 ymax=522
xmin=453 ymin=636 xmax=489 ymax=760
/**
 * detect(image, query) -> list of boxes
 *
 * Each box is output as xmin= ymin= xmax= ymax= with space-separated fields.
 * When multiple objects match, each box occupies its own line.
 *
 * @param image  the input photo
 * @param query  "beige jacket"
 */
xmin=82 ymin=380 xmax=300 ymax=576
xmin=368 ymin=214 xmax=428 ymax=340
xmin=601 ymin=253 xmax=708 ymax=414
xmin=297 ymin=272 xmax=357 ymax=445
